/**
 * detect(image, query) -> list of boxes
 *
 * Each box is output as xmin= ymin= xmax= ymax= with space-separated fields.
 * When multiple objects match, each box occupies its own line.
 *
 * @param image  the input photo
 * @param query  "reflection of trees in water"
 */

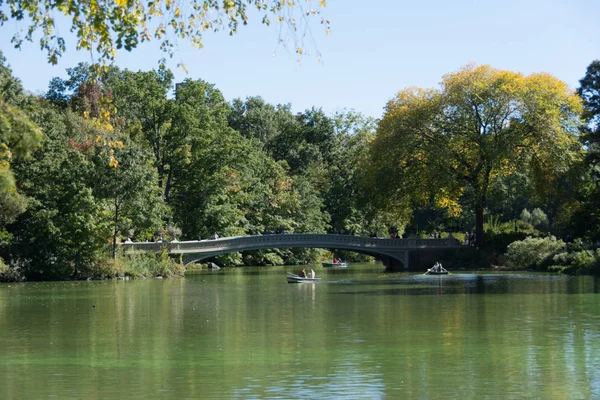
xmin=2 ymin=271 xmax=600 ymax=398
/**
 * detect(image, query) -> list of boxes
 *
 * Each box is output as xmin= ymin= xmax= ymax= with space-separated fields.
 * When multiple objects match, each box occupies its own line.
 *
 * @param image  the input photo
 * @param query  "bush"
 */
xmin=549 ymin=249 xmax=600 ymax=275
xmin=505 ymin=236 xmax=566 ymax=269
xmin=0 ymin=258 xmax=24 ymax=282
xmin=520 ymin=209 xmax=532 ymax=224
xmin=450 ymin=232 xmax=466 ymax=243
xmin=108 ymin=252 xmax=184 ymax=279
xmin=531 ymin=208 xmax=550 ymax=231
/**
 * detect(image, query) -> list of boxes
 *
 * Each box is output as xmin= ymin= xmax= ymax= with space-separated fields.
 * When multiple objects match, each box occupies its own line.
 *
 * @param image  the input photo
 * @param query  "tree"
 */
xmin=578 ymin=60 xmax=600 ymax=146
xmin=228 ymin=96 xmax=281 ymax=144
xmin=0 ymin=51 xmax=43 ymax=191
xmin=2 ymin=0 xmax=329 ymax=65
xmin=569 ymin=60 xmax=600 ymax=240
xmin=366 ymin=65 xmax=582 ymax=246
xmin=9 ymin=109 xmax=112 ymax=279
xmin=108 ymin=67 xmax=176 ymax=199
xmin=91 ymin=139 xmax=166 ymax=259
xmin=323 ymin=111 xmax=381 ymax=235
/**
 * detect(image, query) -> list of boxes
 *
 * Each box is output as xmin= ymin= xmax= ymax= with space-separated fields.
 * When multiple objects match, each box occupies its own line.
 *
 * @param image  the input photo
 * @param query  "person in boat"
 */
xmin=333 ymin=258 xmax=339 ymax=264
xmin=298 ymin=268 xmax=307 ymax=278
xmin=431 ymin=262 xmax=441 ymax=272
xmin=310 ymin=269 xmax=315 ymax=279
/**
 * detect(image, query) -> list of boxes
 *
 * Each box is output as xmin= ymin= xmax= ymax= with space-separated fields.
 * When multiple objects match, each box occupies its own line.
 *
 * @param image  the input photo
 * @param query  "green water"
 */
xmin=1 ymin=263 xmax=599 ymax=399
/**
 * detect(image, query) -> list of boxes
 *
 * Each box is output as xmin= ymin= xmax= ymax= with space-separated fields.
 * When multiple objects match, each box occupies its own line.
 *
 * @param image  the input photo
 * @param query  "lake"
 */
xmin=1 ymin=263 xmax=599 ymax=399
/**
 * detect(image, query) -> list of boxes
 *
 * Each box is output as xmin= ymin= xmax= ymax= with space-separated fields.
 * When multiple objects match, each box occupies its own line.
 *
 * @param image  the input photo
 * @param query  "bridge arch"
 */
xmin=121 ymin=234 xmax=461 ymax=270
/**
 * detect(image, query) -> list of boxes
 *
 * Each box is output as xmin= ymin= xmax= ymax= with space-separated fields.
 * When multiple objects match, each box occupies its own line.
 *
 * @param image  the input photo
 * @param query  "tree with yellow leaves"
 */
xmin=365 ymin=64 xmax=583 ymax=246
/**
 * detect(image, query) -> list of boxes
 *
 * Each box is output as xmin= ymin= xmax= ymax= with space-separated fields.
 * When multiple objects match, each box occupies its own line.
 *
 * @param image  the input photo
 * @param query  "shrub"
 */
xmin=505 ymin=236 xmax=566 ymax=269
xmin=450 ymin=232 xmax=467 ymax=243
xmin=550 ymin=249 xmax=600 ymax=275
xmin=0 ymin=258 xmax=24 ymax=282
xmin=531 ymin=208 xmax=550 ymax=231
xmin=520 ymin=209 xmax=532 ymax=224
xmin=111 ymin=251 xmax=184 ymax=279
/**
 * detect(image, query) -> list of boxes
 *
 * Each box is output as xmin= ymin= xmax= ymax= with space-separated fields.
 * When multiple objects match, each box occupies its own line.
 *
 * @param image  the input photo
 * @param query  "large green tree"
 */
xmin=91 ymin=138 xmax=166 ymax=259
xmin=108 ymin=67 xmax=176 ymax=199
xmin=569 ymin=60 xmax=600 ymax=240
xmin=9 ymin=108 xmax=112 ymax=279
xmin=579 ymin=60 xmax=600 ymax=163
xmin=366 ymin=65 xmax=583 ymax=246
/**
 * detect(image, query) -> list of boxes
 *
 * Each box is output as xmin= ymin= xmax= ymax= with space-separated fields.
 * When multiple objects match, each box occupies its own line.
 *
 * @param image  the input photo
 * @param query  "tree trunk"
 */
xmin=112 ymin=198 xmax=119 ymax=260
xmin=475 ymin=196 xmax=485 ymax=248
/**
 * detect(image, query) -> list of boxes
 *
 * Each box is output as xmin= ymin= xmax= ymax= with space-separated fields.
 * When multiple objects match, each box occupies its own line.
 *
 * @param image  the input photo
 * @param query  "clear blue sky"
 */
xmin=1 ymin=0 xmax=598 ymax=119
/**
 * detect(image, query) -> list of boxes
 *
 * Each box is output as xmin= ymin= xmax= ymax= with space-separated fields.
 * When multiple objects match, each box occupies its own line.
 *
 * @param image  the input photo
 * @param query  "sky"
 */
xmin=0 ymin=0 xmax=599 ymax=119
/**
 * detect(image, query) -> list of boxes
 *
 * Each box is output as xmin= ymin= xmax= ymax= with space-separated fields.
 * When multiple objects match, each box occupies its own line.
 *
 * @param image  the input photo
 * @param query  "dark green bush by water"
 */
xmin=505 ymin=237 xmax=600 ymax=275
xmin=109 ymin=252 xmax=185 ymax=279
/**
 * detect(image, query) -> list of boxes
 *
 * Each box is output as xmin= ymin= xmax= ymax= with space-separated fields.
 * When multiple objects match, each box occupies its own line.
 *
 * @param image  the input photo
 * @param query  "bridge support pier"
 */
xmin=380 ymin=251 xmax=409 ymax=271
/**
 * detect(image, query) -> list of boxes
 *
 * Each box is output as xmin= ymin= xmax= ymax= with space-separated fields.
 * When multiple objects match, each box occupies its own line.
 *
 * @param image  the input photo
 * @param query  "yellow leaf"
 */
xmin=115 ymin=0 xmax=127 ymax=7
xmin=109 ymin=155 xmax=119 ymax=168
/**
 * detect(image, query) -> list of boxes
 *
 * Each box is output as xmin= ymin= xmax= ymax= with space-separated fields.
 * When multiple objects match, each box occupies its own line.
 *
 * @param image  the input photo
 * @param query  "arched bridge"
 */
xmin=120 ymin=234 xmax=461 ymax=270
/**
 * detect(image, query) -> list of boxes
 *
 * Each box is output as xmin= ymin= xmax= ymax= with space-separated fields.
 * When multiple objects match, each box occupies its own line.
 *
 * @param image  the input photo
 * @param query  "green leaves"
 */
xmin=0 ymin=53 xmax=44 ymax=192
xmin=367 ymin=64 xmax=583 ymax=245
xmin=2 ymin=0 xmax=329 ymax=65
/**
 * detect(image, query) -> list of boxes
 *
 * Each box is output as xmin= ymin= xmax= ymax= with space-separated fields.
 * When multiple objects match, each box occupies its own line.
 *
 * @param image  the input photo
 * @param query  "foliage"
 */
xmin=4 ymin=56 xmax=600 ymax=279
xmin=0 ymin=52 xmax=44 ymax=191
xmin=570 ymin=60 xmax=600 ymax=242
xmin=531 ymin=208 xmax=549 ymax=231
xmin=107 ymin=66 xmax=176 ymax=199
xmin=9 ymin=121 xmax=113 ymax=279
xmin=1 ymin=0 xmax=329 ymax=65
xmin=505 ymin=236 xmax=566 ymax=270
xmin=550 ymin=247 xmax=600 ymax=275
xmin=91 ymin=136 xmax=166 ymax=257
xmin=367 ymin=64 xmax=583 ymax=246
xmin=578 ymin=60 xmax=600 ymax=150
xmin=0 ymin=256 xmax=24 ymax=282
xmin=520 ymin=209 xmax=532 ymax=224
xmin=112 ymin=252 xmax=184 ymax=279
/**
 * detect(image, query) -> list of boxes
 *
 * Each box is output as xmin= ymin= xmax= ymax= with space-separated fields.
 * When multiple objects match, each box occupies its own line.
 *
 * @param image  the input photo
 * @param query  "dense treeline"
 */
xmin=0 ymin=53 xmax=397 ymax=280
xmin=1 ymin=54 xmax=600 ymax=280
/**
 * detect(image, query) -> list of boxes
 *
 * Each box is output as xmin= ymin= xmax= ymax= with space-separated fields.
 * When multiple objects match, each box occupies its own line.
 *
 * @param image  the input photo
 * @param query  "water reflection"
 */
xmin=0 ymin=265 xmax=599 ymax=399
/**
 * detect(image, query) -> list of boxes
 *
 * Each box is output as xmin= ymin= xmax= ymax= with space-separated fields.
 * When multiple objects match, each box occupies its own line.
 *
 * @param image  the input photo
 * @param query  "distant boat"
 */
xmin=425 ymin=265 xmax=449 ymax=275
xmin=287 ymin=275 xmax=322 ymax=283
xmin=322 ymin=262 xmax=348 ymax=268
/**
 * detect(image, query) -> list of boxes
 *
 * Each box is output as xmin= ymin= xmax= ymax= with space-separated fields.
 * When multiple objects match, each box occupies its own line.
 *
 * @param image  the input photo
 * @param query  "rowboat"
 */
xmin=426 ymin=269 xmax=448 ymax=275
xmin=322 ymin=262 xmax=348 ymax=268
xmin=425 ymin=267 xmax=449 ymax=275
xmin=287 ymin=276 xmax=322 ymax=283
